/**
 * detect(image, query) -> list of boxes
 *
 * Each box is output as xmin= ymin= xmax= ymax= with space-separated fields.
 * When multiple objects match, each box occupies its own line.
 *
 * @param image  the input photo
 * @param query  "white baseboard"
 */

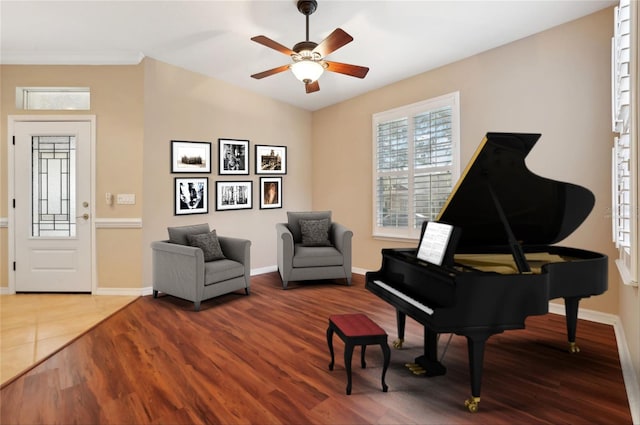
xmin=353 ymin=267 xmax=369 ymax=276
xmin=547 ymin=302 xmax=638 ymax=422
xmin=614 ymin=318 xmax=640 ymax=424
xmin=6 ymin=266 xmax=638 ymax=422
xmin=0 ymin=286 xmax=150 ymax=296
xmin=547 ymin=301 xmax=619 ymax=325
xmin=251 ymin=265 xmax=277 ymax=275
xmin=94 ymin=286 xmax=152 ymax=296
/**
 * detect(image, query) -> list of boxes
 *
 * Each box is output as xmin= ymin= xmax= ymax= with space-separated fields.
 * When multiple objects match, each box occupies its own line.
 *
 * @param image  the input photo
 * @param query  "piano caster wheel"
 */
xmin=568 ymin=342 xmax=581 ymax=353
xmin=465 ymin=396 xmax=480 ymax=413
xmin=393 ymin=338 xmax=404 ymax=349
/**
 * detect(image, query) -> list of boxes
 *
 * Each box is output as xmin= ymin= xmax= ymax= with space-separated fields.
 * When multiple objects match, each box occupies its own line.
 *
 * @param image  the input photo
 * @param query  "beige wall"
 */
xmin=0 ymin=64 xmax=144 ymax=289
xmin=0 ymin=60 xmax=313 ymax=290
xmin=0 ymin=3 xmax=637 ymax=397
xmin=312 ymin=9 xmax=620 ymax=314
xmin=141 ymin=58 xmax=313 ymax=286
xmin=312 ymin=5 xmax=640 ymax=382
xmin=0 ymin=9 xmax=623 ymax=306
xmin=0 ymin=7 xmax=636 ymax=376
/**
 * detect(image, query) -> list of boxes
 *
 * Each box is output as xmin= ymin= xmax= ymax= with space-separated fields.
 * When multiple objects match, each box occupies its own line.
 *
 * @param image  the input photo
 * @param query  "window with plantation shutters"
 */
xmin=373 ymin=92 xmax=460 ymax=240
xmin=611 ymin=0 xmax=638 ymax=286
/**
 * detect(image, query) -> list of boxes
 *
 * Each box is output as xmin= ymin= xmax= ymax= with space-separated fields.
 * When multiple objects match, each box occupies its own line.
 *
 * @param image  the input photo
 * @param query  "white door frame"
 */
xmin=7 ymin=115 xmax=97 ymax=294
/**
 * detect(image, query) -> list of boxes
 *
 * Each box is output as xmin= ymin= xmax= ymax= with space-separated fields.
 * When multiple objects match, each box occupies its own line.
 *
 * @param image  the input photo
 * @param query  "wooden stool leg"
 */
xmin=361 ymin=345 xmax=367 ymax=368
xmin=327 ymin=325 xmax=335 ymax=371
xmin=380 ymin=342 xmax=390 ymax=392
xmin=344 ymin=342 xmax=355 ymax=395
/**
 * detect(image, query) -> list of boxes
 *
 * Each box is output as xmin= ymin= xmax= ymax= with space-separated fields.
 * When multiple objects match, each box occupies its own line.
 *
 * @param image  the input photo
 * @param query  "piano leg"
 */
xmin=564 ymin=297 xmax=581 ymax=353
xmin=394 ymin=309 xmax=406 ymax=349
xmin=464 ymin=331 xmax=491 ymax=413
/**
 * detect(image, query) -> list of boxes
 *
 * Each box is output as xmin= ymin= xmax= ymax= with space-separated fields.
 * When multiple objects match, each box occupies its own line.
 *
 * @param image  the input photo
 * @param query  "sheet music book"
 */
xmin=417 ymin=221 xmax=455 ymax=266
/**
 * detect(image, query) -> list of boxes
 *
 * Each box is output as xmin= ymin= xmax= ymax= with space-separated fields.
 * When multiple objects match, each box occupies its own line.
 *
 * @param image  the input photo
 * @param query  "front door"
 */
xmin=12 ymin=119 xmax=93 ymax=292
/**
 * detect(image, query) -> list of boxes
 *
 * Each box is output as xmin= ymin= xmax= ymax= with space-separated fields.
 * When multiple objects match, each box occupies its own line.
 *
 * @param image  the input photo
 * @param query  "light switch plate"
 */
xmin=116 ymin=193 xmax=135 ymax=205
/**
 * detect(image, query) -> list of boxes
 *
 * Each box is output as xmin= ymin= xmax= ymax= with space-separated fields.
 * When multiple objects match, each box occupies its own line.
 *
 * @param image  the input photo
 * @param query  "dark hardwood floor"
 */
xmin=0 ymin=273 xmax=632 ymax=424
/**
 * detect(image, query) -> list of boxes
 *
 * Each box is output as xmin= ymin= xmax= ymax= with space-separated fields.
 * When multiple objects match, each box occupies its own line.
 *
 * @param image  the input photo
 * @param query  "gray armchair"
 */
xmin=276 ymin=211 xmax=352 ymax=289
xmin=151 ymin=223 xmax=251 ymax=311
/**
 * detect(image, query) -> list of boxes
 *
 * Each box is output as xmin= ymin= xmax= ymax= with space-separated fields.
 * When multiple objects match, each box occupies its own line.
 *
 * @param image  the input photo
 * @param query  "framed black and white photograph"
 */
xmin=171 ymin=141 xmax=211 ymax=173
xmin=216 ymin=180 xmax=253 ymax=211
xmin=255 ymin=145 xmax=287 ymax=174
xmin=219 ymin=138 xmax=249 ymax=175
xmin=260 ymin=177 xmax=282 ymax=209
xmin=175 ymin=177 xmax=208 ymax=215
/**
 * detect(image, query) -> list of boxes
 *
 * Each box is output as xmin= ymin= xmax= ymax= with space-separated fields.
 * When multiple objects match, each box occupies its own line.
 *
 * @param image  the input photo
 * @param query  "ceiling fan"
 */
xmin=250 ymin=0 xmax=369 ymax=94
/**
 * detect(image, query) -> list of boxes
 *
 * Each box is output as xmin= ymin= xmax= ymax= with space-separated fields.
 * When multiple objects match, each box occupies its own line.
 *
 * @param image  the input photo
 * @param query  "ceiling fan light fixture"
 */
xmin=291 ymin=59 xmax=324 ymax=83
xmin=250 ymin=0 xmax=367 ymax=93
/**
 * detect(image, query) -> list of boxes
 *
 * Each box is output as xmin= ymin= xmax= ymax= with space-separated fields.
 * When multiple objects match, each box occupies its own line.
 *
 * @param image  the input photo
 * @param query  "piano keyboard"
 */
xmin=373 ymin=280 xmax=434 ymax=315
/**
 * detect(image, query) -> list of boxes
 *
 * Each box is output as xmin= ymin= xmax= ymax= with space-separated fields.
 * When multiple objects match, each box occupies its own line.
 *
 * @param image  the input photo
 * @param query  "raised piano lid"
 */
xmin=436 ymin=132 xmax=595 ymax=249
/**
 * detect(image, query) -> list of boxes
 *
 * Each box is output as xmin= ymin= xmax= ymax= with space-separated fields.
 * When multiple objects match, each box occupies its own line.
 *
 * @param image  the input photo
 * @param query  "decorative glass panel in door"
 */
xmin=31 ymin=135 xmax=77 ymax=237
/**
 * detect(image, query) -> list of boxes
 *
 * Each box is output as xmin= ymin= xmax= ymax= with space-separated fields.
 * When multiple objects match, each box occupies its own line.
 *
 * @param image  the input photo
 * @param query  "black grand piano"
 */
xmin=365 ymin=132 xmax=607 ymax=412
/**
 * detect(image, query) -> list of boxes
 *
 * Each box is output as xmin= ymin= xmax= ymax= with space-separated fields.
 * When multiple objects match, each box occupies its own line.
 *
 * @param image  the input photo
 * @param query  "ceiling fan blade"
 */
xmin=325 ymin=61 xmax=369 ymax=79
xmin=313 ymin=28 xmax=353 ymax=57
xmin=305 ymin=80 xmax=320 ymax=94
xmin=251 ymin=35 xmax=295 ymax=56
xmin=251 ymin=64 xmax=291 ymax=80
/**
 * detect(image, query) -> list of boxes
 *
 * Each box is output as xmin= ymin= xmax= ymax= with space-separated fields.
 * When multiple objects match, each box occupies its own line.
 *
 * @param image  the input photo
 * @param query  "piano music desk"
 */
xmin=326 ymin=313 xmax=391 ymax=395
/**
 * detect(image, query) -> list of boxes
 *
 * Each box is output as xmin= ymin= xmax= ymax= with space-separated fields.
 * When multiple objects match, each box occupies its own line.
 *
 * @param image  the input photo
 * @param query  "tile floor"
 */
xmin=0 ymin=294 xmax=137 ymax=385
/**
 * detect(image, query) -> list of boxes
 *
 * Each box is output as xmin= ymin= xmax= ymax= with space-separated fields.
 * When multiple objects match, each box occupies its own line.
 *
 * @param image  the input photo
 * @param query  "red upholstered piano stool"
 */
xmin=326 ymin=313 xmax=390 ymax=395
xmin=329 ymin=313 xmax=387 ymax=337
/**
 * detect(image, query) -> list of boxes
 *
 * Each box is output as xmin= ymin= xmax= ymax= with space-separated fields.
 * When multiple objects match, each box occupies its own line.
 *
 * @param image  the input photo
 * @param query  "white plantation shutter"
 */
xmin=414 ymin=108 xmax=454 ymax=225
xmin=611 ymin=0 xmax=638 ymax=286
xmin=373 ymin=92 xmax=460 ymax=240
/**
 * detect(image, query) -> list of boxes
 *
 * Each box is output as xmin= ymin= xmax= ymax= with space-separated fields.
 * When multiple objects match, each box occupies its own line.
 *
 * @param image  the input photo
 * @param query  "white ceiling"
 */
xmin=0 ymin=0 xmax=615 ymax=111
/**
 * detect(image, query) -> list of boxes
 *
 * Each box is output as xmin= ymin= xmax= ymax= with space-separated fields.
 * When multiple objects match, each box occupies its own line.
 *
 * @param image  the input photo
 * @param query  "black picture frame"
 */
xmin=175 ymin=177 xmax=208 ymax=215
xmin=218 ymin=138 xmax=249 ymax=175
xmin=260 ymin=177 xmax=282 ymax=209
xmin=171 ymin=140 xmax=211 ymax=173
xmin=255 ymin=144 xmax=287 ymax=174
xmin=215 ymin=180 xmax=253 ymax=211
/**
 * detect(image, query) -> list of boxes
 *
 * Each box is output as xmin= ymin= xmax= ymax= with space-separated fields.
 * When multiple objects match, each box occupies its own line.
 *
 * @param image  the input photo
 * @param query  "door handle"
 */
xmin=76 ymin=213 xmax=90 ymax=220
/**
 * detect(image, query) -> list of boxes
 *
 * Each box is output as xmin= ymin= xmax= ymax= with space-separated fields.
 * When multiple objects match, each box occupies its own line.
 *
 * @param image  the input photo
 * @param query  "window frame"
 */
xmin=372 ymin=91 xmax=460 ymax=241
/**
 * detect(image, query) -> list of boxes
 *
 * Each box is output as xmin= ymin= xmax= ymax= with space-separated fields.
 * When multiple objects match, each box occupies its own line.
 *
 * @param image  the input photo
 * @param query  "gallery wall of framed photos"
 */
xmin=170 ymin=139 xmax=286 ymax=215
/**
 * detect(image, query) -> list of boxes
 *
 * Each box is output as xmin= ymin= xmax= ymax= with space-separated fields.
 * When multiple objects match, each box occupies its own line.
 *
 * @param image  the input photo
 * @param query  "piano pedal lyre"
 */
xmin=464 ymin=396 xmax=480 ymax=413
xmin=392 ymin=338 xmax=404 ymax=349
xmin=568 ymin=342 xmax=581 ymax=353
xmin=405 ymin=363 xmax=427 ymax=375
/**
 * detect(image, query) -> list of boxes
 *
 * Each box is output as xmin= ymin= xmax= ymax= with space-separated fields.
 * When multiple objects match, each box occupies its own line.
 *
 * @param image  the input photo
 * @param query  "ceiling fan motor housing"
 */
xmin=297 ymin=0 xmax=317 ymax=16
xmin=293 ymin=40 xmax=318 ymax=54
